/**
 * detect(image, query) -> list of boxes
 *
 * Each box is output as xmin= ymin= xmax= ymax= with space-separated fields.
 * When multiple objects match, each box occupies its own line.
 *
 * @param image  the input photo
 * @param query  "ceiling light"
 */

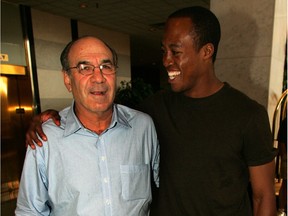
xmin=79 ymin=3 xmax=88 ymax=8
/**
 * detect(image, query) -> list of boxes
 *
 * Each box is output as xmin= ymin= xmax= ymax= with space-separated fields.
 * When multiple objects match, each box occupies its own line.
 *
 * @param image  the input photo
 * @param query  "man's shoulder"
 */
xmin=223 ymin=83 xmax=264 ymax=109
xmin=42 ymin=106 xmax=71 ymax=132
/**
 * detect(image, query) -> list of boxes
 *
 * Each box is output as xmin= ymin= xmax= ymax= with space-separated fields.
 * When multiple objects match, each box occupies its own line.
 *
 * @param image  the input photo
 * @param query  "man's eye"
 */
xmin=80 ymin=64 xmax=92 ymax=71
xmin=102 ymin=64 xmax=113 ymax=70
xmin=172 ymin=50 xmax=181 ymax=55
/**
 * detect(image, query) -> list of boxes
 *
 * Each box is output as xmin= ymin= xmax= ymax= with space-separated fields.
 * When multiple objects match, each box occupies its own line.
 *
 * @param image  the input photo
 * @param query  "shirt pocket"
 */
xmin=120 ymin=164 xmax=150 ymax=200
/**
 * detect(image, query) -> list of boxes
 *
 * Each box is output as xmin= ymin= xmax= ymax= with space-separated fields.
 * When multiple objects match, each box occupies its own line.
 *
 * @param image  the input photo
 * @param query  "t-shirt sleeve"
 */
xmin=243 ymin=105 xmax=278 ymax=166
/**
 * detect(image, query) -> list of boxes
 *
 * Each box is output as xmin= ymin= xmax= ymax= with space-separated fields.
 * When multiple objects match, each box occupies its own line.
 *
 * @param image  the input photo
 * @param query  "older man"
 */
xmin=15 ymin=36 xmax=159 ymax=216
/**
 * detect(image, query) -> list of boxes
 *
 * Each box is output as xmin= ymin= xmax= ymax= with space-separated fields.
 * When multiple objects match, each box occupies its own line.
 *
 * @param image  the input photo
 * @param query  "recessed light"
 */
xmin=79 ymin=3 xmax=87 ymax=8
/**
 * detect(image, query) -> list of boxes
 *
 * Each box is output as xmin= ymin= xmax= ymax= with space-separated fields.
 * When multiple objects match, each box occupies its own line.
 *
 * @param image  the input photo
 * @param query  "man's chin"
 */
xmin=169 ymin=84 xmax=182 ymax=93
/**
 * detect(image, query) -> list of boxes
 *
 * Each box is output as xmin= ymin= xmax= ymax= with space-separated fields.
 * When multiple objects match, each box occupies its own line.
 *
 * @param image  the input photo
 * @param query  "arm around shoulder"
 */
xmin=25 ymin=109 xmax=61 ymax=149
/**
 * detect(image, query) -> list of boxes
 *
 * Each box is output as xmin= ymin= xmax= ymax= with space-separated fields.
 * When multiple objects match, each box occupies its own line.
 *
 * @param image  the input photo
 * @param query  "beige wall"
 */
xmin=31 ymin=9 xmax=131 ymax=112
xmin=211 ymin=0 xmax=286 ymax=126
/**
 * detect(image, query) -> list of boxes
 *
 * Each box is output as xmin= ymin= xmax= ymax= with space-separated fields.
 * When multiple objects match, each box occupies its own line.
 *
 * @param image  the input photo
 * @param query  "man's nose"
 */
xmin=162 ymin=52 xmax=173 ymax=67
xmin=90 ymin=68 xmax=105 ymax=83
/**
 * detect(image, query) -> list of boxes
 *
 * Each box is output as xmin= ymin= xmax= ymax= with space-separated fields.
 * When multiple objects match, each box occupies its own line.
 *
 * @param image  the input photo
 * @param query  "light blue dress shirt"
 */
xmin=15 ymin=103 xmax=159 ymax=216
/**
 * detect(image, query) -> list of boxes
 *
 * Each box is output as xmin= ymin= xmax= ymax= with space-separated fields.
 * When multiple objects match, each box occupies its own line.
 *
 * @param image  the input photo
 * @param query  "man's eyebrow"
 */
xmin=76 ymin=59 xmax=113 ymax=65
xmin=76 ymin=60 xmax=90 ymax=65
xmin=101 ymin=59 xmax=113 ymax=64
xmin=161 ymin=43 xmax=182 ymax=49
xmin=169 ymin=44 xmax=182 ymax=49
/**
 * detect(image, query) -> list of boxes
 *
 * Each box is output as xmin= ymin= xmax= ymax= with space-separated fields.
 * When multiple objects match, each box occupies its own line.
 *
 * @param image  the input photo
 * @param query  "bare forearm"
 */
xmin=249 ymin=161 xmax=277 ymax=216
xmin=253 ymin=195 xmax=277 ymax=216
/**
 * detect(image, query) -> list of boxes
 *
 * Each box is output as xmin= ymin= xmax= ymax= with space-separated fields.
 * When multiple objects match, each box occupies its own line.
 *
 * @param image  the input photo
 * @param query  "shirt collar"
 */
xmin=63 ymin=102 xmax=131 ymax=137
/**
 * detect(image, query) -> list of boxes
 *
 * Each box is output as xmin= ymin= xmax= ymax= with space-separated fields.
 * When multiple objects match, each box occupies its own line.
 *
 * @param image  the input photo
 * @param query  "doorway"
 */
xmin=1 ymin=72 xmax=33 ymax=215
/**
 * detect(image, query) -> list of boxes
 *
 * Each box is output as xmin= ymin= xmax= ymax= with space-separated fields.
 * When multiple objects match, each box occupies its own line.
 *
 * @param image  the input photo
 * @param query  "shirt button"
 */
xmin=103 ymin=178 xmax=109 ymax=183
xmin=101 ymin=156 xmax=106 ymax=161
xmin=105 ymin=199 xmax=111 ymax=205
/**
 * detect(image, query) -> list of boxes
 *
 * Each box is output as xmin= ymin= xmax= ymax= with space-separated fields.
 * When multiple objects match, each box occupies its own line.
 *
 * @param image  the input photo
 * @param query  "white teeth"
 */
xmin=168 ymin=71 xmax=181 ymax=80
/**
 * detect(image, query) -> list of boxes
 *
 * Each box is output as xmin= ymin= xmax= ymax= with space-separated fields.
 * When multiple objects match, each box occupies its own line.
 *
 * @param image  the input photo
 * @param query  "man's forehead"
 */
xmin=69 ymin=40 xmax=112 ymax=59
xmin=72 ymin=39 xmax=110 ymax=53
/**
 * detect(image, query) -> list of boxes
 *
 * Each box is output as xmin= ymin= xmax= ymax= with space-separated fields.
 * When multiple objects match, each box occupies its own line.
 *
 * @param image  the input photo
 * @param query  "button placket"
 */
xmin=98 ymin=136 xmax=113 ymax=215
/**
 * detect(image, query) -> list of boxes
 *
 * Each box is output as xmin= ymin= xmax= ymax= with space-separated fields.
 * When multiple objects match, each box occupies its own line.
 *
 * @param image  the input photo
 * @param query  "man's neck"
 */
xmin=184 ymin=78 xmax=224 ymax=98
xmin=75 ymin=106 xmax=114 ymax=135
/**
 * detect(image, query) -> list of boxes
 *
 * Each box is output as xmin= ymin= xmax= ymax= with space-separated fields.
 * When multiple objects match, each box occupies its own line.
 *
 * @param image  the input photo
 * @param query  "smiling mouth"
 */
xmin=91 ymin=90 xmax=106 ymax=95
xmin=168 ymin=71 xmax=181 ymax=80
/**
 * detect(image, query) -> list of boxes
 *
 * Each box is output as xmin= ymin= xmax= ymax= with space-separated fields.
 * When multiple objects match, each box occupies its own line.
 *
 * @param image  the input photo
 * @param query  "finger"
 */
xmin=26 ymin=140 xmax=36 ymax=150
xmin=41 ymin=109 xmax=55 ymax=122
xmin=52 ymin=115 xmax=61 ymax=126
xmin=26 ymin=130 xmax=42 ymax=147
xmin=35 ymin=126 xmax=47 ymax=141
xmin=44 ymin=110 xmax=61 ymax=126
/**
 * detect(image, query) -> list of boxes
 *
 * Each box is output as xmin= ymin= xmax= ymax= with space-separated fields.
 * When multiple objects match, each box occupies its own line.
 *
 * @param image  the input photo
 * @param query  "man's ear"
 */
xmin=202 ymin=43 xmax=214 ymax=60
xmin=63 ymin=71 xmax=72 ymax=92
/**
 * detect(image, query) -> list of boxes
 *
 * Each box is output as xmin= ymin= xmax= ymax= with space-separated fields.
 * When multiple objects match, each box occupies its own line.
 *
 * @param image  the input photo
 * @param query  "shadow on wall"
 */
xmin=215 ymin=8 xmax=272 ymax=107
